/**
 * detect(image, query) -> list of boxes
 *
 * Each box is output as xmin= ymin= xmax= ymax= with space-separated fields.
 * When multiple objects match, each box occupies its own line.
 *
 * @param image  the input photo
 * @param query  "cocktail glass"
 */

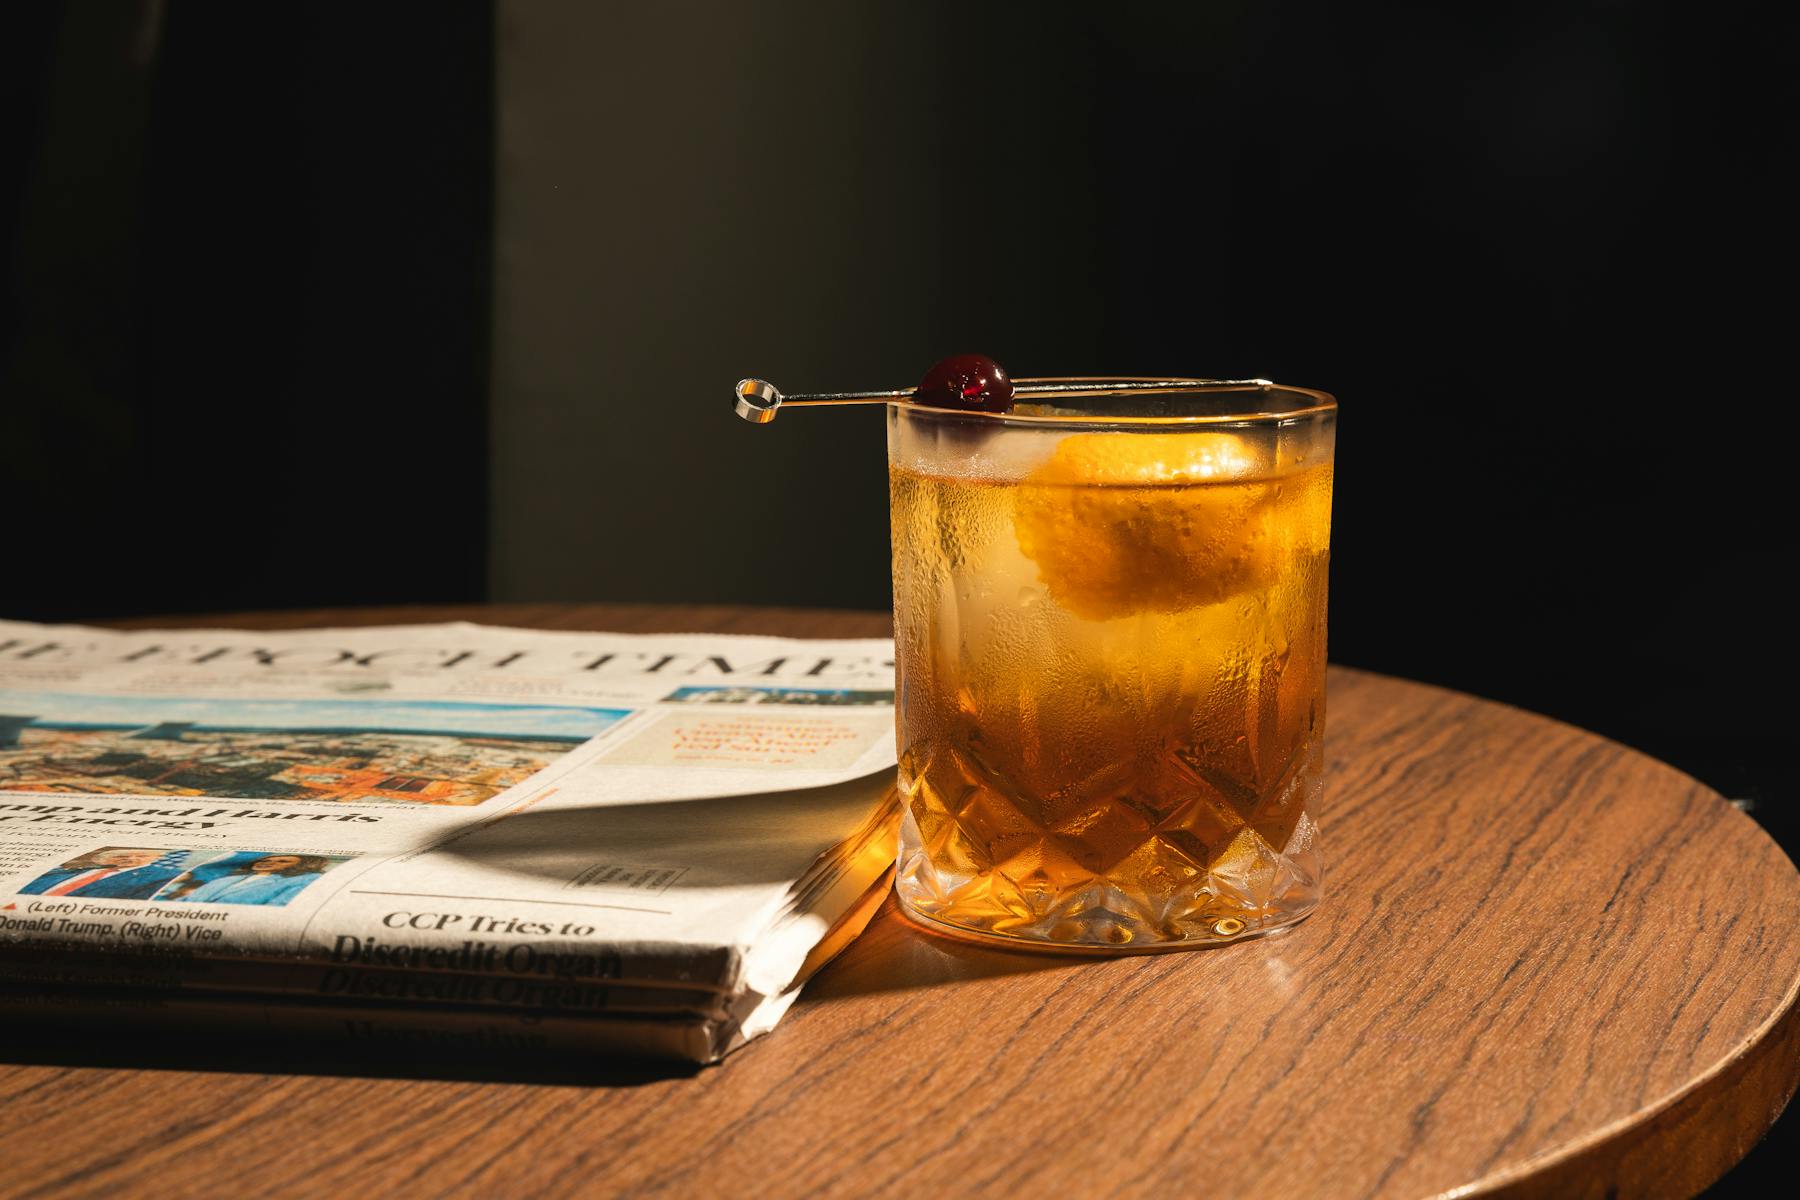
xmin=888 ymin=379 xmax=1336 ymax=951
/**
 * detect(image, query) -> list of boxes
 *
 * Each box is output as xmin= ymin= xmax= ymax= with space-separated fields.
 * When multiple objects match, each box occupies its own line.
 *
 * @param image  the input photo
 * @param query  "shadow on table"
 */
xmin=0 ymin=1022 xmax=700 ymax=1088
xmin=799 ymin=898 xmax=1120 ymax=1002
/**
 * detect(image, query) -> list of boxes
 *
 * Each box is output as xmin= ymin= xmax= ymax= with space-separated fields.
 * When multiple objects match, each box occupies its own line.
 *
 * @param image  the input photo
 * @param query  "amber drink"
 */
xmin=889 ymin=381 xmax=1336 ymax=950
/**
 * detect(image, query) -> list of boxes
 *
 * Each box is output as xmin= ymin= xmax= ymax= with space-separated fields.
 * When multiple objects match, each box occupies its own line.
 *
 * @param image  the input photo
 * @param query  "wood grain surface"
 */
xmin=2 ymin=604 xmax=1795 ymax=1200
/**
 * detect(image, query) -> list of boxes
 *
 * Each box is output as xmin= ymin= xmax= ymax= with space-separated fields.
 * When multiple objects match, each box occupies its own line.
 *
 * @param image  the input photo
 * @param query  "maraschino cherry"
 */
xmin=914 ymin=353 xmax=1014 ymax=413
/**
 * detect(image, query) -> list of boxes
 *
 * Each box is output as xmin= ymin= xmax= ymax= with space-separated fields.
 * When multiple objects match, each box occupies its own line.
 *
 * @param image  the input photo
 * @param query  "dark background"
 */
xmin=1 ymin=2 xmax=1790 ymax=1189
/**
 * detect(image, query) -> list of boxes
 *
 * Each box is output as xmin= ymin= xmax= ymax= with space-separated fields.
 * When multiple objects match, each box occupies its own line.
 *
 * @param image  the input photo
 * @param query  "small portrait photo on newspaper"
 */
xmin=16 ymin=845 xmax=355 ymax=907
xmin=0 ymin=693 xmax=629 ymax=806
xmin=157 ymin=849 xmax=355 ymax=907
xmin=15 ymin=846 xmax=192 ymax=900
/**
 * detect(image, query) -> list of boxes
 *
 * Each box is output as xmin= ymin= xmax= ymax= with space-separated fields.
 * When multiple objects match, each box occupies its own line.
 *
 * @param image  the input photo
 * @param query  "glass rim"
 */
xmin=896 ymin=376 xmax=1336 ymax=428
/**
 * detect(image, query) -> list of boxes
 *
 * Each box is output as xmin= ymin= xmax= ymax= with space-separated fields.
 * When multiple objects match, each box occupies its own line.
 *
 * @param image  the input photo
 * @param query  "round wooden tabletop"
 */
xmin=4 ymin=604 xmax=1795 ymax=1199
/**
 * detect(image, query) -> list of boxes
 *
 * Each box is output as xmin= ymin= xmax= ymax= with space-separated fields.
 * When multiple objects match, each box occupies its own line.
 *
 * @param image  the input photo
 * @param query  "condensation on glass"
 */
xmin=888 ymin=381 xmax=1337 ymax=951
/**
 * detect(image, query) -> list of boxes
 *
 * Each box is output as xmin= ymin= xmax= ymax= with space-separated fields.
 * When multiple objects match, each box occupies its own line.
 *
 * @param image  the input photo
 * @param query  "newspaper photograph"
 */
xmin=0 ymin=618 xmax=900 ymax=1061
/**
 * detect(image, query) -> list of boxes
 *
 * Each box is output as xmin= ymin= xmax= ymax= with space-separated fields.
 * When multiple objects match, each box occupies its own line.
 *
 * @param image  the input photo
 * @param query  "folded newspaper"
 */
xmin=0 ymin=618 xmax=899 ymax=1063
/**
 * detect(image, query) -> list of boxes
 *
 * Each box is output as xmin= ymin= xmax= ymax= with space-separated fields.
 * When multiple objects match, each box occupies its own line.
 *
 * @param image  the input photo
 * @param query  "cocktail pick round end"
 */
xmin=734 ymin=379 xmax=783 ymax=423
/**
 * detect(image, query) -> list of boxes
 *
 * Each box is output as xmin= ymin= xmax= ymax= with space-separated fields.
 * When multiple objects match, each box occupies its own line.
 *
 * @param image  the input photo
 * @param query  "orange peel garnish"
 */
xmin=1012 ymin=433 xmax=1329 ymax=620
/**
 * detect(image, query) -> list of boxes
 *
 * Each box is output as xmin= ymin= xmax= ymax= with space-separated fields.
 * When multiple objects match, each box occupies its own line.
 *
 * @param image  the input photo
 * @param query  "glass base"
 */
xmin=895 ymin=812 xmax=1323 ymax=954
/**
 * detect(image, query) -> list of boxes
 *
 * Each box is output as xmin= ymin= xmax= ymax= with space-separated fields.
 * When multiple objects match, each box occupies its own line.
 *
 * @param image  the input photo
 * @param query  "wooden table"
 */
xmin=3 ymin=604 xmax=1795 ymax=1199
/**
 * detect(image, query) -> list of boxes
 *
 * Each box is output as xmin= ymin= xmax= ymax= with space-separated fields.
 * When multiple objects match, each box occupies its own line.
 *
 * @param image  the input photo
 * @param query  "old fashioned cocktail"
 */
xmin=889 ymin=381 xmax=1335 ymax=950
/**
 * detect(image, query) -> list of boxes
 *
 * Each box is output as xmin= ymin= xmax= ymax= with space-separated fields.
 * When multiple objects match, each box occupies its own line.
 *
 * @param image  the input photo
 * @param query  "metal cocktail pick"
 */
xmin=733 ymin=379 xmax=909 ymax=424
xmin=733 ymin=376 xmax=1275 ymax=423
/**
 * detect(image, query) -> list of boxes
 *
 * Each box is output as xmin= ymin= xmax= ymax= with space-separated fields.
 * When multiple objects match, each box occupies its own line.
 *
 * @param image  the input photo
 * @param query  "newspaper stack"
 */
xmin=0 ymin=619 xmax=900 ymax=1062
